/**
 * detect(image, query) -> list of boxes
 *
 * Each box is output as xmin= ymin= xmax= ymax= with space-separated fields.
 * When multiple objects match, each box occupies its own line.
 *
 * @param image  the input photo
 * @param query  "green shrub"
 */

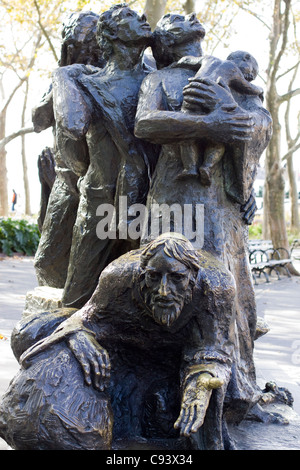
xmin=287 ymin=228 xmax=300 ymax=246
xmin=248 ymin=223 xmax=263 ymax=240
xmin=0 ymin=218 xmax=40 ymax=256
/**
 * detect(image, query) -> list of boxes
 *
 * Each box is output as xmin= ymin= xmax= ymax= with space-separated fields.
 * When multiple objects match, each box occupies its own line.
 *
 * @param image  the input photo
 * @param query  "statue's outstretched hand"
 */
xmin=174 ymin=373 xmax=223 ymax=437
xmin=68 ymin=331 xmax=111 ymax=392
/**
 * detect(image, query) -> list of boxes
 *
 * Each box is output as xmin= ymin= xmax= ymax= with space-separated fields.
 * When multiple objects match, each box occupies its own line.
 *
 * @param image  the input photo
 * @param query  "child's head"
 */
xmin=227 ymin=51 xmax=259 ymax=82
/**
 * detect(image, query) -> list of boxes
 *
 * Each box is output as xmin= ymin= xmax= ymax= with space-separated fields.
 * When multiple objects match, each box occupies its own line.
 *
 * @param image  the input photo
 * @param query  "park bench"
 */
xmin=248 ymin=239 xmax=293 ymax=285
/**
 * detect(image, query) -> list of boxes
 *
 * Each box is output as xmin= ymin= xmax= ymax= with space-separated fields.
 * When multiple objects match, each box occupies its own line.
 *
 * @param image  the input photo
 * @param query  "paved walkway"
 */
xmin=0 ymin=255 xmax=300 ymax=450
xmin=254 ymin=272 xmax=300 ymax=416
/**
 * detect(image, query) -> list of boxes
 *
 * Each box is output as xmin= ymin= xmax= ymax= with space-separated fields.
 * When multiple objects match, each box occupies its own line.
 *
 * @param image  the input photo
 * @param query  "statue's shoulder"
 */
xmin=90 ymin=249 xmax=144 ymax=312
xmin=195 ymin=250 xmax=236 ymax=299
xmin=140 ymin=67 xmax=165 ymax=87
xmin=52 ymin=63 xmax=98 ymax=80
xmin=100 ymin=248 xmax=143 ymax=288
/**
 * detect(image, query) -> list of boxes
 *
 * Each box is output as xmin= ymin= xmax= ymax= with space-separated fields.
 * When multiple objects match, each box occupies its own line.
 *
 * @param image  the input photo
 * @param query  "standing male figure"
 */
xmin=52 ymin=4 xmax=154 ymax=309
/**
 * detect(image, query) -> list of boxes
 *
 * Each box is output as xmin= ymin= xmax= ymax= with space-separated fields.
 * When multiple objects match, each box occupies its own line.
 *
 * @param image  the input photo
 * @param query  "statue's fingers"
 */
xmin=183 ymin=91 xmax=219 ymax=106
xmin=234 ymin=137 xmax=252 ymax=144
xmin=242 ymin=198 xmax=255 ymax=215
xmin=190 ymin=405 xmax=206 ymax=433
xmin=241 ymin=196 xmax=253 ymax=212
xmin=248 ymin=199 xmax=257 ymax=214
xmin=90 ymin=351 xmax=111 ymax=391
xmin=247 ymin=203 xmax=257 ymax=218
xmin=220 ymin=103 xmax=238 ymax=112
xmin=243 ymin=205 xmax=256 ymax=225
xmin=181 ymin=96 xmax=211 ymax=110
xmin=181 ymin=102 xmax=204 ymax=113
xmin=174 ymin=407 xmax=186 ymax=430
xmin=187 ymin=77 xmax=216 ymax=87
xmin=229 ymin=125 xmax=254 ymax=136
xmin=231 ymin=114 xmax=254 ymax=129
xmin=183 ymin=86 xmax=217 ymax=100
xmin=94 ymin=351 xmax=111 ymax=391
xmin=184 ymin=82 xmax=215 ymax=93
xmin=181 ymin=407 xmax=195 ymax=437
xmin=69 ymin=340 xmax=92 ymax=386
xmin=99 ymin=350 xmax=111 ymax=377
xmin=78 ymin=353 xmax=92 ymax=386
xmin=91 ymin=357 xmax=102 ymax=390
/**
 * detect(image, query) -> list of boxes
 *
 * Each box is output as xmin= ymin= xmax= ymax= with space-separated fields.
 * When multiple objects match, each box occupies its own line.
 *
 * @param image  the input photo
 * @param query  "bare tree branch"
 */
xmin=210 ymin=10 xmax=239 ymax=54
xmin=284 ymin=61 xmax=299 ymax=145
xmin=279 ymin=87 xmax=300 ymax=103
xmin=270 ymin=0 xmax=291 ymax=84
xmin=1 ymin=32 xmax=42 ymax=114
xmin=277 ymin=59 xmax=300 ymax=81
xmin=236 ymin=3 xmax=271 ymax=31
xmin=282 ymin=142 xmax=300 ymax=161
xmin=182 ymin=0 xmax=196 ymax=14
xmin=1 ymin=76 xmax=27 ymax=114
xmin=33 ymin=0 xmax=58 ymax=62
xmin=0 ymin=126 xmax=34 ymax=151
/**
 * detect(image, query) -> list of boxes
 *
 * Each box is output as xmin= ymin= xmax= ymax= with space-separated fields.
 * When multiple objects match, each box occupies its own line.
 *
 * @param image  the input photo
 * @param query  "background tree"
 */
xmin=144 ymin=0 xmax=168 ymax=29
xmin=20 ymin=78 xmax=31 ymax=215
xmin=0 ymin=8 xmax=43 ymax=216
xmin=263 ymin=0 xmax=300 ymax=263
xmin=0 ymin=1 xmax=52 ymax=216
xmin=281 ymin=9 xmax=300 ymax=233
xmin=283 ymin=60 xmax=300 ymax=232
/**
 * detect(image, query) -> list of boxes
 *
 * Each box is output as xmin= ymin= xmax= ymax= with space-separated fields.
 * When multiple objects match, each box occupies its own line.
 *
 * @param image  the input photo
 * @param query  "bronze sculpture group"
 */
xmin=0 ymin=3 xmax=273 ymax=450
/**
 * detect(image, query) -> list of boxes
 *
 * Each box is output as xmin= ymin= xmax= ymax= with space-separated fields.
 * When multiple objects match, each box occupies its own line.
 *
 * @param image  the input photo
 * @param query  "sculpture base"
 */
xmin=23 ymin=286 xmax=63 ymax=317
xmin=228 ymin=403 xmax=300 ymax=450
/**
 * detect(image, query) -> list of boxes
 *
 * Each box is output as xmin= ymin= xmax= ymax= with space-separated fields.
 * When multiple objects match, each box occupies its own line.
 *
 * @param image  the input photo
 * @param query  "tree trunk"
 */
xmin=21 ymin=79 xmax=31 ymax=215
xmin=0 ymin=110 xmax=8 ymax=217
xmin=287 ymin=156 xmax=299 ymax=231
xmin=266 ymin=160 xmax=287 ymax=249
xmin=284 ymin=61 xmax=300 ymax=232
xmin=264 ymin=0 xmax=290 ymax=253
xmin=264 ymin=94 xmax=288 ymax=250
xmin=143 ymin=0 xmax=167 ymax=30
xmin=21 ymin=136 xmax=31 ymax=215
xmin=182 ymin=0 xmax=196 ymax=14
xmin=262 ymin=175 xmax=270 ymax=240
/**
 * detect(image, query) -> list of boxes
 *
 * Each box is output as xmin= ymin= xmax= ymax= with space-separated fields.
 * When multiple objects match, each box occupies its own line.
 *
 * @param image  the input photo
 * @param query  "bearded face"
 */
xmin=141 ymin=250 xmax=194 ymax=327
